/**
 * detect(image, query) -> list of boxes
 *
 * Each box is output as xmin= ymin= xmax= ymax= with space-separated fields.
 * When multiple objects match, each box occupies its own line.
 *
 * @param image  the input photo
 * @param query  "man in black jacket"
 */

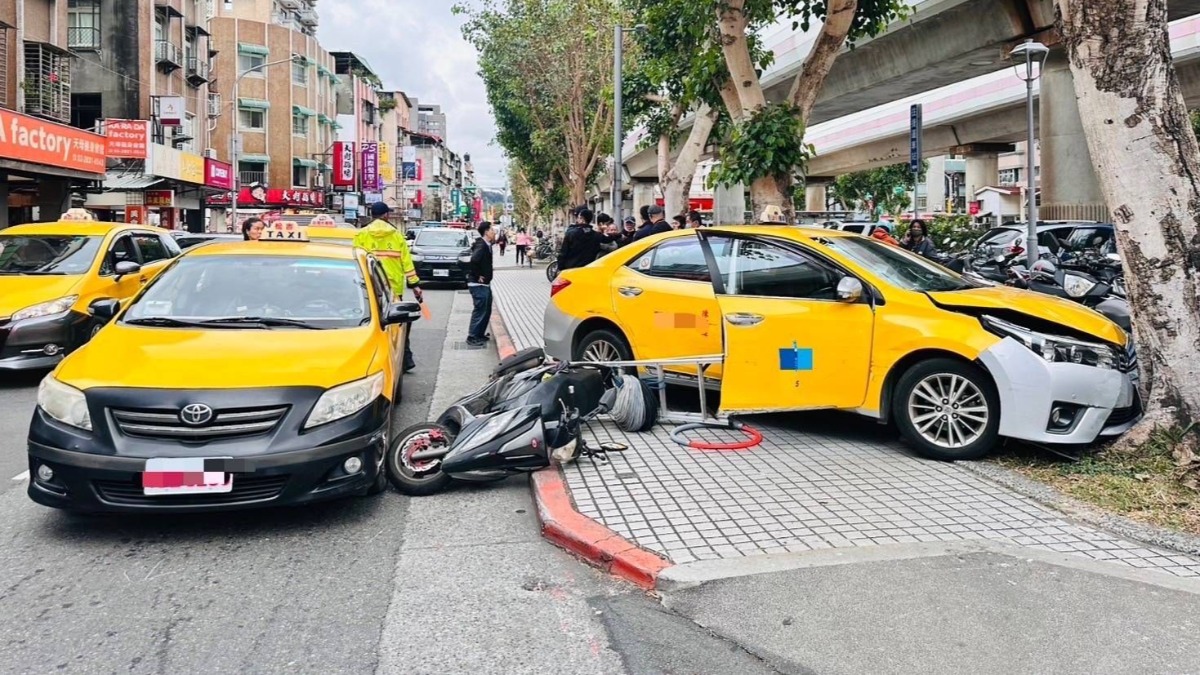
xmin=558 ymin=208 xmax=603 ymax=272
xmin=467 ymin=221 xmax=496 ymax=346
xmin=632 ymin=205 xmax=674 ymax=241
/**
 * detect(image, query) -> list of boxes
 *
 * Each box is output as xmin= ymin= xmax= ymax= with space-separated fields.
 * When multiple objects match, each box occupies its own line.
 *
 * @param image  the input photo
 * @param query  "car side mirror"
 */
xmin=836 ymin=277 xmax=864 ymax=303
xmin=382 ymin=301 xmax=422 ymax=326
xmin=114 ymin=260 xmax=141 ymax=279
xmin=88 ymin=298 xmax=121 ymax=322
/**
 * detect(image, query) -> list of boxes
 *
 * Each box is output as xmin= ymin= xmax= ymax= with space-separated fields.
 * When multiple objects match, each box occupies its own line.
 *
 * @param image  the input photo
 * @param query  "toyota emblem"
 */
xmin=179 ymin=403 xmax=214 ymax=426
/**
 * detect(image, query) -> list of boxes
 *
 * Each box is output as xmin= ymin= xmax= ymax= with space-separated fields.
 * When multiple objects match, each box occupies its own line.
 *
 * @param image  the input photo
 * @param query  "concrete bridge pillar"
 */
xmin=1039 ymin=51 xmax=1108 ymax=222
xmin=631 ymin=180 xmax=657 ymax=219
xmin=964 ymin=154 xmax=999 ymax=201
xmin=804 ymin=184 xmax=827 ymax=212
xmin=713 ymin=182 xmax=746 ymax=225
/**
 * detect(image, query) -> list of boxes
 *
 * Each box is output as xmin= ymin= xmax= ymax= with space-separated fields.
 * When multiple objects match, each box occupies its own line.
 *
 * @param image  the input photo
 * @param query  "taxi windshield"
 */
xmin=0 ymin=235 xmax=103 ymax=275
xmin=415 ymin=230 xmax=471 ymax=248
xmin=818 ymin=235 xmax=973 ymax=292
xmin=123 ymin=255 xmax=370 ymax=329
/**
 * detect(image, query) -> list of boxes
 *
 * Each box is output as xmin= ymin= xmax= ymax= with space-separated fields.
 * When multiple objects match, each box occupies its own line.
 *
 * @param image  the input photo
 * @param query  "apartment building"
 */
xmin=207 ymin=1 xmax=337 ymax=217
xmin=377 ymin=89 xmax=412 ymax=217
xmin=0 ymin=0 xmax=108 ymax=226
xmin=216 ymin=0 xmax=317 ymax=37
xmin=329 ymin=50 xmax=380 ymax=221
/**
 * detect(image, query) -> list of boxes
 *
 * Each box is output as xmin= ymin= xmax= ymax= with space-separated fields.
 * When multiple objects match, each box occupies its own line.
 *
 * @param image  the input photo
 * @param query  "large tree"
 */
xmin=828 ymin=161 xmax=927 ymax=217
xmin=1056 ymin=0 xmax=1200 ymax=482
xmin=705 ymin=0 xmax=904 ymax=221
xmin=458 ymin=0 xmax=620 ymax=208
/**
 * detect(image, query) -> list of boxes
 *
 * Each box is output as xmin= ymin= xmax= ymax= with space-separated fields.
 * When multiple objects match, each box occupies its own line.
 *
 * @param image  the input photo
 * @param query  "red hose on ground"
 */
xmin=670 ymin=422 xmax=763 ymax=452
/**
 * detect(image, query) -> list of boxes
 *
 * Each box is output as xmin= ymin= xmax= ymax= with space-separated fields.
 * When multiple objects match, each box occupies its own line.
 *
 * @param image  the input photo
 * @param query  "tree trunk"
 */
xmin=1057 ymin=0 xmax=1200 ymax=478
xmin=749 ymin=176 xmax=790 ymax=222
xmin=662 ymin=104 xmax=718 ymax=217
xmin=787 ymin=0 xmax=859 ymax=120
xmin=716 ymin=1 xmax=766 ymax=118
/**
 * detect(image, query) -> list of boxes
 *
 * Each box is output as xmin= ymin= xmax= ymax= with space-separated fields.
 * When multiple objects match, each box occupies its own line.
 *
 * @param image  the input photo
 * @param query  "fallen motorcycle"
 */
xmin=385 ymin=349 xmax=657 ymax=496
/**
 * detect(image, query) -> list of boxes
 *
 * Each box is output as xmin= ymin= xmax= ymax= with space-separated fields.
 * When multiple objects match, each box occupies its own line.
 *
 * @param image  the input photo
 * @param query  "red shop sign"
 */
xmin=208 ymin=188 xmax=326 ymax=207
xmin=204 ymin=158 xmax=233 ymax=190
xmin=145 ymin=190 xmax=174 ymax=207
xmin=332 ymin=141 xmax=356 ymax=188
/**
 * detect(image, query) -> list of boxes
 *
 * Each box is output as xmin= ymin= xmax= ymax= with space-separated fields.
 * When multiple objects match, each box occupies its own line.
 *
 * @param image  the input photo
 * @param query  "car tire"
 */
xmin=385 ymin=422 xmax=455 ymax=496
xmin=892 ymin=358 xmax=1000 ymax=461
xmin=574 ymin=328 xmax=633 ymax=364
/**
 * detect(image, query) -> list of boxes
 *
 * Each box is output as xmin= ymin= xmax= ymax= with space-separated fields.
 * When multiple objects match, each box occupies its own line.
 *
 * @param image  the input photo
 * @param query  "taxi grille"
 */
xmin=110 ymin=405 xmax=288 ymax=440
xmin=1117 ymin=344 xmax=1137 ymax=373
xmin=94 ymin=474 xmax=289 ymax=505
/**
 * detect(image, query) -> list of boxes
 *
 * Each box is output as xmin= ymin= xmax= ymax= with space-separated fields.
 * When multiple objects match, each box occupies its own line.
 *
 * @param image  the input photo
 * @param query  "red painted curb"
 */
xmin=489 ymin=309 xmax=517 ymax=360
xmin=531 ymin=468 xmax=672 ymax=590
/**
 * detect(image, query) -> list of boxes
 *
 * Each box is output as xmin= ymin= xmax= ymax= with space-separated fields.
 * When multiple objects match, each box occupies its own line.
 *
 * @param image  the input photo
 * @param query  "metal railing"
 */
xmin=67 ymin=26 xmax=100 ymax=50
xmin=239 ymin=170 xmax=267 ymax=185
xmin=207 ymin=92 xmax=221 ymax=118
xmin=23 ymin=42 xmax=72 ymax=123
xmin=186 ymin=57 xmax=208 ymax=83
xmin=155 ymin=40 xmax=181 ymax=67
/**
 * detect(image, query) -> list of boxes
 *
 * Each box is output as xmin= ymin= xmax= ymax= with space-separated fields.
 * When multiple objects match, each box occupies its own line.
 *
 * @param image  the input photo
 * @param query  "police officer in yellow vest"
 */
xmin=353 ymin=201 xmax=422 ymax=372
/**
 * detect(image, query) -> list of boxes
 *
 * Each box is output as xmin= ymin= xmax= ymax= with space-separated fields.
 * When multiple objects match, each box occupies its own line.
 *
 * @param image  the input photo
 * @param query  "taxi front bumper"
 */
xmin=0 ymin=311 xmax=92 ymax=371
xmin=978 ymin=337 xmax=1140 ymax=446
xmin=26 ymin=386 xmax=391 ymax=514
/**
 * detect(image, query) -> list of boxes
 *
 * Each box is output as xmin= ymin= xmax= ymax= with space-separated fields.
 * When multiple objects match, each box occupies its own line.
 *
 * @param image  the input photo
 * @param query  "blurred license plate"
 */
xmin=143 ymin=458 xmax=233 ymax=495
xmin=433 ymin=269 xmax=450 ymax=277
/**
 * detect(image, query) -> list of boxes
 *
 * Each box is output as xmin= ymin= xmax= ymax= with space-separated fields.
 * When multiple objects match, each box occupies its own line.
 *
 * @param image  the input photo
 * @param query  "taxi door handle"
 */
xmin=618 ymin=287 xmax=643 ymax=298
xmin=725 ymin=313 xmax=764 ymax=326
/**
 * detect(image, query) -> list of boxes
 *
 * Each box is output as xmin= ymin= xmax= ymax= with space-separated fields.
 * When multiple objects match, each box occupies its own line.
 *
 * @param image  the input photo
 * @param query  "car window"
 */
xmin=729 ymin=240 xmax=841 ymax=300
xmin=820 ymin=235 xmax=973 ymax=292
xmin=101 ymin=235 xmax=139 ymax=275
xmin=132 ymin=233 xmax=170 ymax=263
xmin=123 ymin=255 xmax=369 ymax=329
xmin=627 ymin=237 xmax=712 ymax=282
xmin=842 ymin=224 xmax=866 ymax=234
xmin=415 ymin=230 xmax=471 ymax=248
xmin=367 ymin=258 xmax=392 ymax=314
xmin=1064 ymin=226 xmax=1114 ymax=252
xmin=160 ymin=234 xmax=182 ymax=257
xmin=0 ymin=235 xmax=104 ymax=276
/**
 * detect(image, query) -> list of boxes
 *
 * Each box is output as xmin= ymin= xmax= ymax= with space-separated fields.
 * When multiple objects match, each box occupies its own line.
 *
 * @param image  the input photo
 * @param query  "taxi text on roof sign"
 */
xmin=261 ymin=221 xmax=309 ymax=241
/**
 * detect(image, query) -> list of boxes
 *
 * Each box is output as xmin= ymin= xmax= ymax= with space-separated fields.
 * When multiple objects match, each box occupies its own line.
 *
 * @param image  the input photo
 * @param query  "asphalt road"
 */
xmin=0 ymin=287 xmax=770 ymax=674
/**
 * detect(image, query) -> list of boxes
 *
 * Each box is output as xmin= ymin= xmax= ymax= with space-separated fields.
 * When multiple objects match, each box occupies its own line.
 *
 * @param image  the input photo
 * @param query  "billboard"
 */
xmin=333 ymin=141 xmax=356 ymax=188
xmin=103 ymin=119 xmax=150 ymax=160
xmin=361 ymin=142 xmax=379 ymax=192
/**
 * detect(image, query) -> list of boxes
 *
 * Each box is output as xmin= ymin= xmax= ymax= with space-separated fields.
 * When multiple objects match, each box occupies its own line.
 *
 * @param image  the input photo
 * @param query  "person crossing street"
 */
xmin=353 ymin=201 xmax=423 ymax=372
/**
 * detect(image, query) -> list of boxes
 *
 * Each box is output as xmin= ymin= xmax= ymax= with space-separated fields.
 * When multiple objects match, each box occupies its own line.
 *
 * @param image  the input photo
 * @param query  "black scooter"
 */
xmin=1007 ymin=260 xmax=1132 ymax=332
xmin=385 ymin=349 xmax=649 ymax=496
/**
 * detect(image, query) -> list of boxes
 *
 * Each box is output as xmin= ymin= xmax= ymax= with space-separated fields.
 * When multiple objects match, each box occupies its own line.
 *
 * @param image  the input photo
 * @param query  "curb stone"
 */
xmin=491 ymin=298 xmax=672 ymax=589
xmin=959 ymin=460 xmax=1200 ymax=556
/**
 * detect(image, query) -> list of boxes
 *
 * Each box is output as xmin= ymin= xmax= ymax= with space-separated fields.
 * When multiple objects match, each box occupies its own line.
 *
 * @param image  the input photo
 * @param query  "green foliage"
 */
xmin=892 ymin=214 xmax=981 ymax=253
xmin=757 ymin=0 xmax=908 ymax=44
xmin=829 ymin=162 xmax=927 ymax=218
xmin=1191 ymin=110 xmax=1200 ymax=140
xmin=708 ymin=103 xmax=814 ymax=188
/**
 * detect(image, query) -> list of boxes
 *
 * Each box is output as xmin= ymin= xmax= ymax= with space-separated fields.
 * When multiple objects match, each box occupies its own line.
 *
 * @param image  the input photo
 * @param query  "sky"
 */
xmin=318 ymin=0 xmax=507 ymax=189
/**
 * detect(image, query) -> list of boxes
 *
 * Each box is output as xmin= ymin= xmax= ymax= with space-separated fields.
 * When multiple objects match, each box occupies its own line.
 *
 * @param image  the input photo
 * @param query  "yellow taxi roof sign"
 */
xmin=261 ymin=221 xmax=309 ymax=241
xmin=309 ymin=214 xmax=337 ymax=227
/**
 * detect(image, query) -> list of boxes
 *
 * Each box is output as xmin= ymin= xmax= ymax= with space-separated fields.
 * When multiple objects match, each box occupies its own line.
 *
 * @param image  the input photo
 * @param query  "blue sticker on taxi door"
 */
xmin=778 ymin=342 xmax=814 ymax=371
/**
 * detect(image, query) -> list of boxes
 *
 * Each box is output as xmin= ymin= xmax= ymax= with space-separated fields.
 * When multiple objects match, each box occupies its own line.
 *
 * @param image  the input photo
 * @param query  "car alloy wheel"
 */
xmin=907 ymin=373 xmax=989 ymax=449
xmin=583 ymin=339 xmax=621 ymax=363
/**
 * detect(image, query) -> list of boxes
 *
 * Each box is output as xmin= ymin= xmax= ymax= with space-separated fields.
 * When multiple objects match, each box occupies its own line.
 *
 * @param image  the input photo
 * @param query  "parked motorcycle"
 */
xmin=1006 ymin=260 xmax=1132 ymax=332
xmin=385 ymin=349 xmax=656 ymax=496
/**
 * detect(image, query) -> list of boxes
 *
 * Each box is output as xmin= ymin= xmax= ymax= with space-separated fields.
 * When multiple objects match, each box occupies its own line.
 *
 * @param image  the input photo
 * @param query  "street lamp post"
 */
xmin=612 ymin=24 xmax=645 ymax=225
xmin=1010 ymin=39 xmax=1049 ymax=269
xmin=230 ymin=55 xmax=304 ymax=230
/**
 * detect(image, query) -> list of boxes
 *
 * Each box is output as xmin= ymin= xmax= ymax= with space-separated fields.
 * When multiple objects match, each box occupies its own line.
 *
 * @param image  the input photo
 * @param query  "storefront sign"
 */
xmin=180 ymin=153 xmax=205 ymax=185
xmin=158 ymin=96 xmax=186 ymax=127
xmin=969 ymin=201 xmax=981 ymax=216
xmin=204 ymin=158 xmax=233 ymax=190
xmin=0 ymin=108 xmax=107 ymax=175
xmin=104 ymin=119 xmax=150 ymax=160
xmin=208 ymin=188 xmax=326 ymax=207
xmin=401 ymin=145 xmax=416 ymax=163
xmin=401 ymin=162 xmax=417 ymax=180
xmin=361 ymin=142 xmax=379 ymax=192
xmin=145 ymin=190 xmax=175 ymax=207
xmin=343 ymin=194 xmax=359 ymax=210
xmin=364 ymin=192 xmax=383 ymax=205
xmin=332 ymin=141 xmax=356 ymax=187
xmin=379 ymin=142 xmax=394 ymax=184
xmin=125 ymin=205 xmax=146 ymax=225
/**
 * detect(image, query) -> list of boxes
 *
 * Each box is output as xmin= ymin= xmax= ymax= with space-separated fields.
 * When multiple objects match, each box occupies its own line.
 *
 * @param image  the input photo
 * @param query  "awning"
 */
xmin=317 ymin=64 xmax=334 ymax=78
xmin=186 ymin=24 xmax=211 ymax=37
xmin=239 ymin=154 xmax=271 ymax=164
xmin=318 ymin=114 xmax=333 ymax=125
xmin=292 ymin=105 xmax=316 ymax=117
xmin=103 ymin=172 xmax=164 ymax=191
xmin=293 ymin=158 xmax=318 ymax=168
xmin=237 ymin=43 xmax=270 ymax=56
xmin=238 ymin=98 xmax=271 ymax=110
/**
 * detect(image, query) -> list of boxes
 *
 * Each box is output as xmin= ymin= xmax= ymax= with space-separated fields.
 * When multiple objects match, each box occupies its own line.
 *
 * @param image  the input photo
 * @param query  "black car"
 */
xmin=171 ymin=232 xmax=241 ymax=249
xmin=411 ymin=228 xmax=477 ymax=286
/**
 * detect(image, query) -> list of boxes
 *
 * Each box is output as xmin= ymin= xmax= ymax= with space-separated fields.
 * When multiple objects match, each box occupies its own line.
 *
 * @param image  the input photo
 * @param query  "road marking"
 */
xmin=11 ymin=471 xmax=29 ymax=482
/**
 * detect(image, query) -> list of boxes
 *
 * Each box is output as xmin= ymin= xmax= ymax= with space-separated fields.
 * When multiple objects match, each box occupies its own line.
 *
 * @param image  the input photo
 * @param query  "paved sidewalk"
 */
xmin=491 ymin=269 xmax=1200 ymax=579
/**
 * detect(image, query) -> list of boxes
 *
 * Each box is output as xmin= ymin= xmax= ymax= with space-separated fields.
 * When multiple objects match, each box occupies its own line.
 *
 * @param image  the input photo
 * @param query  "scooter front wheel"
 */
xmin=386 ymin=422 xmax=455 ymax=496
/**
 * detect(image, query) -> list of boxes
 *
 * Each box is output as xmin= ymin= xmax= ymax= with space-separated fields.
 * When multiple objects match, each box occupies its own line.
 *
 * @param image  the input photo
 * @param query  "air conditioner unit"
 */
xmin=204 ymin=148 xmax=218 ymax=159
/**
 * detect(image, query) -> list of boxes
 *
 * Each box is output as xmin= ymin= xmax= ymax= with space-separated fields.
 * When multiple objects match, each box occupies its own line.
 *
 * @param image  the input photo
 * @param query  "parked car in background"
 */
xmin=171 ymin=232 xmax=241 ymax=250
xmin=410 ymin=228 xmax=477 ymax=287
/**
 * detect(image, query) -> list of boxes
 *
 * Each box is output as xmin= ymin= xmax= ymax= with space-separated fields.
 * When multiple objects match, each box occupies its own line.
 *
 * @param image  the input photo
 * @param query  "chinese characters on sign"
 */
xmin=103 ymin=119 xmax=150 ymax=160
xmin=207 ymin=188 xmax=326 ymax=207
xmin=204 ymin=158 xmax=233 ymax=190
xmin=333 ymin=141 xmax=356 ymax=188
xmin=144 ymin=190 xmax=175 ymax=208
xmin=379 ymin=142 xmax=394 ymax=185
xmin=361 ymin=142 xmax=379 ymax=192
xmin=0 ymin=109 xmax=107 ymax=174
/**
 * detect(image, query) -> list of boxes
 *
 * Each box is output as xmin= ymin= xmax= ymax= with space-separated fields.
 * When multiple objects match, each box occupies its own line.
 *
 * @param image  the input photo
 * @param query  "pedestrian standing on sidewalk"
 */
xmin=353 ymin=201 xmax=423 ymax=372
xmin=467 ymin=221 xmax=496 ymax=347
xmin=514 ymin=228 xmax=533 ymax=267
xmin=688 ymin=210 xmax=704 ymax=228
xmin=497 ymin=229 xmax=508 ymax=257
xmin=632 ymin=205 xmax=674 ymax=241
xmin=558 ymin=208 xmax=603 ymax=272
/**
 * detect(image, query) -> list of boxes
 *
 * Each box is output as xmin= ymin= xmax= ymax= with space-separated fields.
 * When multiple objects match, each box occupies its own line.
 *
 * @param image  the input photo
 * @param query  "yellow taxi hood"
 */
xmin=926 ymin=286 xmax=1126 ymax=345
xmin=0 ymin=276 xmax=82 ymax=316
xmin=56 ymin=325 xmax=380 ymax=391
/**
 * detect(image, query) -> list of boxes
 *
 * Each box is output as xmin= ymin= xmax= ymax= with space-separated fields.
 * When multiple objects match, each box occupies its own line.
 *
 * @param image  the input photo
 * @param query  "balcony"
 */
xmin=155 ymin=40 xmax=182 ymax=72
xmin=207 ymin=92 xmax=222 ymax=118
xmin=239 ymin=170 xmax=267 ymax=185
xmin=186 ymin=57 xmax=209 ymax=86
xmin=270 ymin=12 xmax=301 ymax=31
xmin=298 ymin=9 xmax=318 ymax=25
xmin=0 ymin=22 xmax=10 ymax=108
xmin=22 ymin=42 xmax=71 ymax=123
xmin=67 ymin=27 xmax=100 ymax=51
xmin=279 ymin=0 xmax=302 ymax=8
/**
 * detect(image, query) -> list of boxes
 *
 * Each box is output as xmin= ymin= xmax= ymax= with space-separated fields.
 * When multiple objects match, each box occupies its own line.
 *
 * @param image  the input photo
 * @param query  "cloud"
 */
xmin=318 ymin=0 xmax=507 ymax=187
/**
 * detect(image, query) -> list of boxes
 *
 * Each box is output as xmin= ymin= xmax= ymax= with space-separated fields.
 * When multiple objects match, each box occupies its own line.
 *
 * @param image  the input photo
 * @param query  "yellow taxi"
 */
xmin=0 ymin=216 xmax=180 ymax=371
xmin=27 ymin=222 xmax=422 ymax=513
xmin=306 ymin=224 xmax=357 ymax=246
xmin=544 ymin=226 xmax=1139 ymax=460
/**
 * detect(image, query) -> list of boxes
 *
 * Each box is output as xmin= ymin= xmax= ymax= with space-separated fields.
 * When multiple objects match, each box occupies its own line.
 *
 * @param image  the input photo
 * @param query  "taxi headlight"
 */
xmin=981 ymin=315 xmax=1118 ymax=369
xmin=304 ymin=372 xmax=386 ymax=429
xmin=1062 ymin=273 xmax=1097 ymax=298
xmin=13 ymin=295 xmax=78 ymax=322
xmin=37 ymin=375 xmax=91 ymax=430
